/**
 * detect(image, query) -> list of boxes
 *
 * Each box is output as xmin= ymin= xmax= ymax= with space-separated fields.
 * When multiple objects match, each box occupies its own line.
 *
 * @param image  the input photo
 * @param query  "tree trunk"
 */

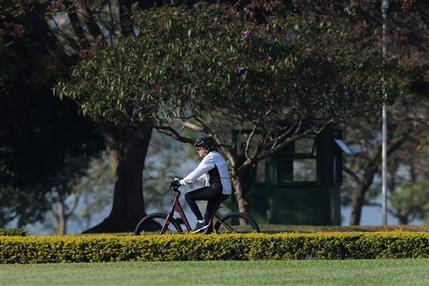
xmin=232 ymin=175 xmax=249 ymax=214
xmin=398 ymin=215 xmax=408 ymax=225
xmin=349 ymin=174 xmax=375 ymax=225
xmin=83 ymin=122 xmax=153 ymax=233
xmin=349 ymin=183 xmax=366 ymax=225
xmin=53 ymin=201 xmax=66 ymax=234
xmin=231 ymin=162 xmax=256 ymax=214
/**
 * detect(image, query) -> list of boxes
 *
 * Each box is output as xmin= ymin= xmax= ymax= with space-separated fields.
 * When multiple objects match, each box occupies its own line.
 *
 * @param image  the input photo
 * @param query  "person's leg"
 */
xmin=204 ymin=194 xmax=230 ymax=222
xmin=184 ymin=187 xmax=211 ymax=221
xmin=185 ymin=186 xmax=223 ymax=232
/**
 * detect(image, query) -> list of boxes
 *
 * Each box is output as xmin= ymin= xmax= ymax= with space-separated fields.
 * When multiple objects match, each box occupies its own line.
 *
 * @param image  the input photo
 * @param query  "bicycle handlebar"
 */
xmin=170 ymin=185 xmax=181 ymax=192
xmin=168 ymin=185 xmax=182 ymax=201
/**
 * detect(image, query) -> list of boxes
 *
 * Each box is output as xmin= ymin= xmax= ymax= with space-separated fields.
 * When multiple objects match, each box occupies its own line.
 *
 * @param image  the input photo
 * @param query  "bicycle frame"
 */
xmin=135 ymin=185 xmax=259 ymax=235
xmin=161 ymin=186 xmax=192 ymax=233
xmin=161 ymin=186 xmax=225 ymax=234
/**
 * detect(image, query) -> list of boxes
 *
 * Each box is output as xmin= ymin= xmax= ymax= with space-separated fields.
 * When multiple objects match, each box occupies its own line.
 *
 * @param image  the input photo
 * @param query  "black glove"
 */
xmin=170 ymin=177 xmax=181 ymax=187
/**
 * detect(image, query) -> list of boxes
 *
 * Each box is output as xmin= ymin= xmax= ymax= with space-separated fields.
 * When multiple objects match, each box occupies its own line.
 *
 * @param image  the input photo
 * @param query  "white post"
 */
xmin=382 ymin=103 xmax=388 ymax=225
xmin=381 ymin=0 xmax=389 ymax=225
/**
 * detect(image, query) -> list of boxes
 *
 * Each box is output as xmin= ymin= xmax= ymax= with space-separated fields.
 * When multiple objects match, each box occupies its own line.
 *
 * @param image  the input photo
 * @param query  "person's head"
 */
xmin=194 ymin=136 xmax=216 ymax=157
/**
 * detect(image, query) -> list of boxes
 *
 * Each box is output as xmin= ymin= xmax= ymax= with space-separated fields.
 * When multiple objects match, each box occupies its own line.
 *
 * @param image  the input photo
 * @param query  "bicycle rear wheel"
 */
xmin=214 ymin=212 xmax=260 ymax=234
xmin=134 ymin=213 xmax=183 ymax=235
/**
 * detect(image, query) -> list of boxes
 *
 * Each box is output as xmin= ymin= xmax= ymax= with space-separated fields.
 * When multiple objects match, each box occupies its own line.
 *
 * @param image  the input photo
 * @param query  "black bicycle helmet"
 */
xmin=194 ymin=136 xmax=216 ymax=151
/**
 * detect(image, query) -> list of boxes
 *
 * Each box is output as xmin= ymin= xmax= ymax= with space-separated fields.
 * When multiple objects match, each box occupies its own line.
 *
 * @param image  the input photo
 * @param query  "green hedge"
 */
xmin=1 ymin=232 xmax=429 ymax=263
xmin=0 ymin=228 xmax=27 ymax=236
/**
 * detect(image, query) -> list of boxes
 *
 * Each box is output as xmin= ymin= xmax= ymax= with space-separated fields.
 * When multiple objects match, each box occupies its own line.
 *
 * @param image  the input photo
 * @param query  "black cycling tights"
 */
xmin=184 ymin=183 xmax=229 ymax=222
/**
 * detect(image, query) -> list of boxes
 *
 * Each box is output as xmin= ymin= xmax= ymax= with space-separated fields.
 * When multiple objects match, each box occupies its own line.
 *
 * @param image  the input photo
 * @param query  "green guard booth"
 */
xmin=241 ymin=127 xmax=352 ymax=226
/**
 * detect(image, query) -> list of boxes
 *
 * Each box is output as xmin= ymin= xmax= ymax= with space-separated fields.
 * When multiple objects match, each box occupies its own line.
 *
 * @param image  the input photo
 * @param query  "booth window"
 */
xmin=255 ymin=159 xmax=266 ymax=183
xmin=277 ymin=137 xmax=318 ymax=184
xmin=333 ymin=138 xmax=354 ymax=185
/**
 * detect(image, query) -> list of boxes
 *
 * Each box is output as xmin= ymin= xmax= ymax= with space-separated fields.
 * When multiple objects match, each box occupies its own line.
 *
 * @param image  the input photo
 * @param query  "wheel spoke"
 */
xmin=134 ymin=213 xmax=182 ymax=235
xmin=215 ymin=212 xmax=260 ymax=234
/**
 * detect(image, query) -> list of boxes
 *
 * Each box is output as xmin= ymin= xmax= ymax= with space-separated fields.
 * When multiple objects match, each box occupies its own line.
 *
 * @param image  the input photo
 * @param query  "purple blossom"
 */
xmin=243 ymin=30 xmax=252 ymax=39
xmin=327 ymin=57 xmax=333 ymax=63
xmin=132 ymin=105 xmax=144 ymax=116
xmin=234 ymin=64 xmax=246 ymax=76
xmin=267 ymin=56 xmax=273 ymax=62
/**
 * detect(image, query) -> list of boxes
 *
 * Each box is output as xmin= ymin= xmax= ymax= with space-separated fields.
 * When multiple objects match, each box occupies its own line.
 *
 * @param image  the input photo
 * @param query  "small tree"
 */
xmin=389 ymin=172 xmax=429 ymax=225
xmin=342 ymin=90 xmax=428 ymax=225
xmin=57 ymin=7 xmax=404 ymax=214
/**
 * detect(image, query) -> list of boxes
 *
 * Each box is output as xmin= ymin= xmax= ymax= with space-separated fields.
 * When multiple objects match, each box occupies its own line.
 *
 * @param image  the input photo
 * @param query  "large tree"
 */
xmin=0 ymin=0 xmax=184 ymax=232
xmin=2 ymin=0 xmax=229 ymax=232
xmin=314 ymin=1 xmax=429 ymax=225
xmin=0 ymin=0 xmax=102 ymax=227
xmin=57 ymin=6 xmax=404 ymax=215
xmin=243 ymin=0 xmax=429 ymax=225
xmin=47 ymin=0 xmax=202 ymax=233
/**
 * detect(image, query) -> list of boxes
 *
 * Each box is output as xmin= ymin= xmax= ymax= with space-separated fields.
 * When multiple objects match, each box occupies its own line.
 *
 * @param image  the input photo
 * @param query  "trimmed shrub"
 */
xmin=1 ymin=232 xmax=429 ymax=263
xmin=0 ymin=228 xmax=27 ymax=236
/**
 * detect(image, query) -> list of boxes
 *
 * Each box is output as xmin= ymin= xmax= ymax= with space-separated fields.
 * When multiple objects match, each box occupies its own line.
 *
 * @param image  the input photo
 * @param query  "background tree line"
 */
xmin=1 ymin=0 xmax=428 ymax=233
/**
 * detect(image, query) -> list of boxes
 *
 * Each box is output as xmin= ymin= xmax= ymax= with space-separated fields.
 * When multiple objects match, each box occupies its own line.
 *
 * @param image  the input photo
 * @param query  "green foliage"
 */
xmin=2 ymin=232 xmax=429 ymax=263
xmin=56 ymin=7 xmax=405 ymax=128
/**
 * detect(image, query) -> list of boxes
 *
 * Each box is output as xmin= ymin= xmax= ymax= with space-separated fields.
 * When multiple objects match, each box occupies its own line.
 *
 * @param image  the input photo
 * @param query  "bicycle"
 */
xmin=134 ymin=183 xmax=260 ymax=235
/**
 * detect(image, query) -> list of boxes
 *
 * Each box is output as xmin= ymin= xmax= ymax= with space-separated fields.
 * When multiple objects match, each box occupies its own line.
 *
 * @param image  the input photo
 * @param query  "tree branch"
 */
xmin=64 ymin=193 xmax=81 ymax=217
xmin=244 ymin=126 xmax=257 ymax=160
xmin=344 ymin=165 xmax=362 ymax=185
xmin=67 ymin=6 xmax=91 ymax=50
xmin=182 ymin=121 xmax=204 ymax=132
xmin=154 ymin=125 xmax=194 ymax=144
xmin=118 ymin=0 xmax=134 ymax=36
xmin=79 ymin=0 xmax=105 ymax=40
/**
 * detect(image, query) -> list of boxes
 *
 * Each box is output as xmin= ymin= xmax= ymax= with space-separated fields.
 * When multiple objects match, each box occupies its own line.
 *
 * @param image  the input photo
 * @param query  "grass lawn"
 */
xmin=1 ymin=259 xmax=429 ymax=286
xmin=258 ymin=224 xmax=429 ymax=233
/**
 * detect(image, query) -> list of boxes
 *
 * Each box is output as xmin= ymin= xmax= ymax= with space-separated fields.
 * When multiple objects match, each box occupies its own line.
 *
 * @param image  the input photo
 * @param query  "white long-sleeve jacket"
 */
xmin=179 ymin=151 xmax=232 ymax=195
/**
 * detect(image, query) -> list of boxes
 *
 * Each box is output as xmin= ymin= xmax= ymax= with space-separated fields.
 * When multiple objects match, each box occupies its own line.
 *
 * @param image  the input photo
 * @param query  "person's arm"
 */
xmin=196 ymin=173 xmax=209 ymax=186
xmin=180 ymin=156 xmax=214 ymax=186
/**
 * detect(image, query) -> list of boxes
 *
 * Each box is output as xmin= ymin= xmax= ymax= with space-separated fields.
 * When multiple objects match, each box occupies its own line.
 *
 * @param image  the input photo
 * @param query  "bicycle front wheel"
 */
xmin=134 ymin=213 xmax=183 ymax=235
xmin=214 ymin=212 xmax=260 ymax=234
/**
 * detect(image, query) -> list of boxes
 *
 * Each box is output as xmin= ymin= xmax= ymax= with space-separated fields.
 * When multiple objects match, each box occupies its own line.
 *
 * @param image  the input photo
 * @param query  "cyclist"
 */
xmin=173 ymin=136 xmax=232 ymax=233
